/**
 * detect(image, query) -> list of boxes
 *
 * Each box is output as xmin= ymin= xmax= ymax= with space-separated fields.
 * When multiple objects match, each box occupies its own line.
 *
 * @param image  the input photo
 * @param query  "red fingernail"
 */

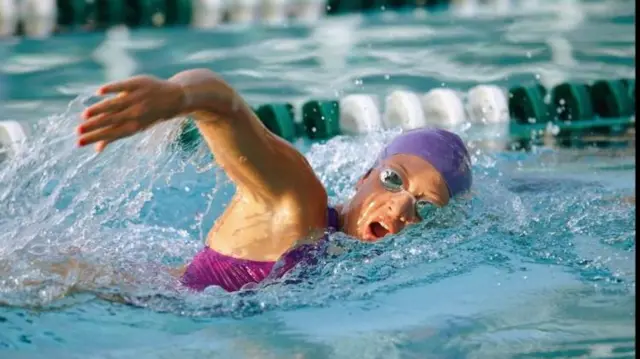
xmin=78 ymin=139 xmax=86 ymax=146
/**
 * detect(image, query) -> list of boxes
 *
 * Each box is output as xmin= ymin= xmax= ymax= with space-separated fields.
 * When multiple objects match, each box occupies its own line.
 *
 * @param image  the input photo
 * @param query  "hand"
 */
xmin=77 ymin=75 xmax=186 ymax=152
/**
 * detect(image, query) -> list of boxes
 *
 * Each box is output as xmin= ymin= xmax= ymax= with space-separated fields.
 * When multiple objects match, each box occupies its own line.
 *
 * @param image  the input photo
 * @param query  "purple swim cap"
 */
xmin=376 ymin=128 xmax=472 ymax=197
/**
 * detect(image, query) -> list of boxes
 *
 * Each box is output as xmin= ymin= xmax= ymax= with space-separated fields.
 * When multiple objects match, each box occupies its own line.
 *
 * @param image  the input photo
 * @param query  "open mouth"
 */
xmin=369 ymin=221 xmax=390 ymax=240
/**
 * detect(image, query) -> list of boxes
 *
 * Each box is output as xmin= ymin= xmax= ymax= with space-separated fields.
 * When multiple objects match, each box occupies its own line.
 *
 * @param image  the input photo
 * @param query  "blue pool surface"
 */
xmin=0 ymin=1 xmax=636 ymax=358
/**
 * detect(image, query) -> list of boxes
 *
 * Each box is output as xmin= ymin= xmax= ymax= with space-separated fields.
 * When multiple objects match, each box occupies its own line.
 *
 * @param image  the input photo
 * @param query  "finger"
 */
xmin=97 ymin=77 xmax=146 ymax=95
xmin=95 ymin=140 xmax=110 ymax=153
xmin=77 ymin=112 xmax=123 ymax=134
xmin=82 ymin=94 xmax=138 ymax=119
xmin=78 ymin=123 xmax=136 ymax=147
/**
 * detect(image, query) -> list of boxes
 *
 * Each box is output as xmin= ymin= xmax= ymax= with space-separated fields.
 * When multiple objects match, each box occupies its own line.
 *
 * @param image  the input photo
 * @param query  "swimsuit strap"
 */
xmin=327 ymin=206 xmax=339 ymax=231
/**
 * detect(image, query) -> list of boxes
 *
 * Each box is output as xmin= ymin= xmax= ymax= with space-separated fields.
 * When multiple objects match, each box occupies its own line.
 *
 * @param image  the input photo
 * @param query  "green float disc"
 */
xmin=255 ymin=104 xmax=297 ymax=142
xmin=550 ymin=82 xmax=594 ymax=122
xmin=629 ymin=80 xmax=635 ymax=110
xmin=385 ymin=0 xmax=413 ymax=9
xmin=509 ymin=117 xmax=633 ymax=141
xmin=362 ymin=0 xmax=389 ymax=11
xmin=96 ymin=0 xmax=127 ymax=28
xmin=302 ymin=100 xmax=340 ymax=140
xmin=621 ymin=78 xmax=635 ymax=112
xmin=327 ymin=0 xmax=364 ymax=14
xmin=423 ymin=0 xmax=450 ymax=10
xmin=590 ymin=79 xmax=634 ymax=118
xmin=165 ymin=0 xmax=192 ymax=26
xmin=125 ymin=0 xmax=167 ymax=27
xmin=620 ymin=78 xmax=635 ymax=129
xmin=57 ymin=0 xmax=90 ymax=27
xmin=294 ymin=122 xmax=306 ymax=138
xmin=508 ymin=84 xmax=550 ymax=124
xmin=176 ymin=119 xmax=200 ymax=152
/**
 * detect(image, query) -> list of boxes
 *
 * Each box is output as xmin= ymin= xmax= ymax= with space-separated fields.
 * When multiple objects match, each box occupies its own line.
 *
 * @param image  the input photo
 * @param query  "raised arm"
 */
xmin=169 ymin=69 xmax=320 ymax=198
xmin=78 ymin=70 xmax=324 ymax=201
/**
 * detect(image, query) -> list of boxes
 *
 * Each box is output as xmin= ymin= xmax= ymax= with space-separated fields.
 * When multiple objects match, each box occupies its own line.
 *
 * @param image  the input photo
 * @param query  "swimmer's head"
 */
xmin=341 ymin=128 xmax=472 ymax=242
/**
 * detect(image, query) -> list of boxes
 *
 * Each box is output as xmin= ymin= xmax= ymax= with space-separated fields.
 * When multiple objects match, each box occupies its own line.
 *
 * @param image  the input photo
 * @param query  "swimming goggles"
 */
xmin=378 ymin=167 xmax=439 ymax=221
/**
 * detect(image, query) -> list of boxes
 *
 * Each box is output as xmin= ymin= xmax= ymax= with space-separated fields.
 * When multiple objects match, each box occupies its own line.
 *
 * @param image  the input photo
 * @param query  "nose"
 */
xmin=385 ymin=192 xmax=419 ymax=232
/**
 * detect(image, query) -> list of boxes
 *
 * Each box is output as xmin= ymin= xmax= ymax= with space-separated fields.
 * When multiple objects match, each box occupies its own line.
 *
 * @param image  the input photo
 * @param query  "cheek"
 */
xmin=352 ymin=185 xmax=388 ymax=216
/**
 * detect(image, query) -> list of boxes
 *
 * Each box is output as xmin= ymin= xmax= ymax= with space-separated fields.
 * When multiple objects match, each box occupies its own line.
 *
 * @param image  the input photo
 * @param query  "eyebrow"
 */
xmin=392 ymin=162 xmax=448 ymax=206
xmin=412 ymin=174 xmax=448 ymax=206
xmin=395 ymin=163 xmax=410 ymax=179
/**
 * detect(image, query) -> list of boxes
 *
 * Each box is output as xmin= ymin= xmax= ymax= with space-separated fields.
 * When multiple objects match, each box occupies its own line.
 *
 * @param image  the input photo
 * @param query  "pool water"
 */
xmin=0 ymin=2 xmax=635 ymax=358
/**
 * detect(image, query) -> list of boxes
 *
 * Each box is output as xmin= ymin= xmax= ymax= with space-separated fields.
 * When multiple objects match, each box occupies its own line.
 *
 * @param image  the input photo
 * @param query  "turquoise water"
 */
xmin=0 ymin=2 xmax=636 ymax=358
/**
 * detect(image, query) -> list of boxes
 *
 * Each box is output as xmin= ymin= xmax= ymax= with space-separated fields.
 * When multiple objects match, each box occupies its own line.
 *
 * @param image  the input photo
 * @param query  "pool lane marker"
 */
xmin=19 ymin=0 xmax=57 ymax=38
xmin=3 ymin=0 xmax=598 ymax=36
xmin=0 ymin=0 xmax=19 ymax=37
xmin=466 ymin=85 xmax=510 ymax=125
xmin=176 ymin=78 xmax=635 ymax=151
xmin=192 ymin=0 xmax=225 ymax=28
xmin=290 ymin=0 xmax=325 ymax=23
xmin=382 ymin=90 xmax=425 ymax=131
xmin=227 ymin=0 xmax=260 ymax=24
xmin=1 ymin=0 xmax=613 ymax=36
xmin=261 ymin=0 xmax=290 ymax=24
xmin=339 ymin=94 xmax=383 ymax=135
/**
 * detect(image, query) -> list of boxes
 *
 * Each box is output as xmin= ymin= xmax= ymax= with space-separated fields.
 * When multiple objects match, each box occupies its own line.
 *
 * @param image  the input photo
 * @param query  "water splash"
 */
xmin=0 ymin=87 xmax=634 ymax=319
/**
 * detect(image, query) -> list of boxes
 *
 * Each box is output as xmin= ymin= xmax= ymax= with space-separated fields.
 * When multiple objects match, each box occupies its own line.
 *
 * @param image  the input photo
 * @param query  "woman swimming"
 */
xmin=76 ymin=69 xmax=473 ymax=292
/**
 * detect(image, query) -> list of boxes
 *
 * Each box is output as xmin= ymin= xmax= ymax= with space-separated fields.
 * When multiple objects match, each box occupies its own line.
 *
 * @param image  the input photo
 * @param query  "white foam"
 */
xmin=0 ymin=120 xmax=28 ymax=159
xmin=91 ymin=26 xmax=137 ymax=82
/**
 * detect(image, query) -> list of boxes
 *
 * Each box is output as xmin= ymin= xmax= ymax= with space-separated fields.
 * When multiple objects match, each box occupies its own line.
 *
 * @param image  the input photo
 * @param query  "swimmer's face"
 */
xmin=343 ymin=154 xmax=450 ymax=242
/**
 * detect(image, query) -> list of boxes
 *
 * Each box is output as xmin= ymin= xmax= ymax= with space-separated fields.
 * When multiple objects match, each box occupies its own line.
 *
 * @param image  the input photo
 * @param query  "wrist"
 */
xmin=168 ymin=69 xmax=248 ymax=118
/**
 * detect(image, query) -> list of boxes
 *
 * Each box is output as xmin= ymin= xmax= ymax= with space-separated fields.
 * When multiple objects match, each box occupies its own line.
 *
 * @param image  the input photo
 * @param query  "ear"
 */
xmin=356 ymin=168 xmax=373 ymax=190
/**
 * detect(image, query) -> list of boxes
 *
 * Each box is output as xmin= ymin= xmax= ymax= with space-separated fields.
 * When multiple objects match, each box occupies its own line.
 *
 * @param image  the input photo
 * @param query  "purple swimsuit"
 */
xmin=180 ymin=207 xmax=339 ymax=292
